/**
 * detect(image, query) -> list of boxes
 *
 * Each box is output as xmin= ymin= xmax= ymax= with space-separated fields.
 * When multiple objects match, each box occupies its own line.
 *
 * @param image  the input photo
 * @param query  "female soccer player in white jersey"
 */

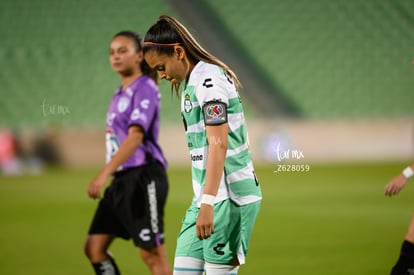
xmin=84 ymin=31 xmax=171 ymax=275
xmin=143 ymin=15 xmax=262 ymax=274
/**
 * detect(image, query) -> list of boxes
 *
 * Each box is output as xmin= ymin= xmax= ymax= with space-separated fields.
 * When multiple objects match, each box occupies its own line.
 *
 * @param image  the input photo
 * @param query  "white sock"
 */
xmin=173 ymin=256 xmax=205 ymax=275
xmin=204 ymin=262 xmax=239 ymax=275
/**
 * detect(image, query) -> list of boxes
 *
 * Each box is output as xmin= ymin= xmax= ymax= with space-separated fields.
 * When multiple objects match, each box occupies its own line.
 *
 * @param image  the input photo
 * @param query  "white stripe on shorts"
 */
xmin=173 ymin=256 xmax=205 ymax=275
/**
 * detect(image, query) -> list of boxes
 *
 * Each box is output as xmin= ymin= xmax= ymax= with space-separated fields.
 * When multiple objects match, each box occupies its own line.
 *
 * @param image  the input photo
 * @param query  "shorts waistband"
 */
xmin=113 ymin=161 xmax=163 ymax=177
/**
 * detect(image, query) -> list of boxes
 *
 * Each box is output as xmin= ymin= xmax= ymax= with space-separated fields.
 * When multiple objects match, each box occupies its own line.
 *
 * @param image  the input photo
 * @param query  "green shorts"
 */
xmin=174 ymin=199 xmax=261 ymax=264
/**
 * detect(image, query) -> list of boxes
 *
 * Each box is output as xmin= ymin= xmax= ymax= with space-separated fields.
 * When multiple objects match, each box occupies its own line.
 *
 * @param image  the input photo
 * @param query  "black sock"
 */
xmin=92 ymin=257 xmax=121 ymax=275
xmin=391 ymin=240 xmax=414 ymax=275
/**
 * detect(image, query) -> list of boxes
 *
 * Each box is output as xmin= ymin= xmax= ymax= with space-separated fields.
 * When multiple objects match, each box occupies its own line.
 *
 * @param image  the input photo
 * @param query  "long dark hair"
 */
xmin=113 ymin=31 xmax=158 ymax=83
xmin=143 ymin=15 xmax=241 ymax=95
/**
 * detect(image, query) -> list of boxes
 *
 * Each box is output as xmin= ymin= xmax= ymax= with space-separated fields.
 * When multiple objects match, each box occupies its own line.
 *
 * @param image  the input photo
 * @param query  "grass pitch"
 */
xmin=0 ymin=162 xmax=412 ymax=274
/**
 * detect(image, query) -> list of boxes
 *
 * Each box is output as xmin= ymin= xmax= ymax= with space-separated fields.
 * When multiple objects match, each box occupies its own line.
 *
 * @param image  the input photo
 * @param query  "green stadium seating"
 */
xmin=1 ymin=0 xmax=413 ymax=129
xmin=0 ymin=0 xmax=178 ymax=128
xmin=205 ymin=0 xmax=414 ymax=118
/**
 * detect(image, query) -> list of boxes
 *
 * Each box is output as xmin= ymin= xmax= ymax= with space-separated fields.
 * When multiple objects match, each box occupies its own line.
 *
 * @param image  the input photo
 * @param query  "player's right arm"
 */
xmin=87 ymin=125 xmax=144 ymax=199
xmin=385 ymin=164 xmax=414 ymax=197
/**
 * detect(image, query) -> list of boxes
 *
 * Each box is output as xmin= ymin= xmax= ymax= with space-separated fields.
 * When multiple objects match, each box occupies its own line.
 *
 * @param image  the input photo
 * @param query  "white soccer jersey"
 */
xmin=181 ymin=61 xmax=262 ymax=207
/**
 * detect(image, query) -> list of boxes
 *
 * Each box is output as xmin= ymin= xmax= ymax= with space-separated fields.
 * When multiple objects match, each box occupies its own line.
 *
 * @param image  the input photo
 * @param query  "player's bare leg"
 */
xmin=84 ymin=234 xmax=120 ymax=275
xmin=390 ymin=215 xmax=414 ymax=275
xmin=404 ymin=215 xmax=414 ymax=243
xmin=140 ymin=244 xmax=172 ymax=275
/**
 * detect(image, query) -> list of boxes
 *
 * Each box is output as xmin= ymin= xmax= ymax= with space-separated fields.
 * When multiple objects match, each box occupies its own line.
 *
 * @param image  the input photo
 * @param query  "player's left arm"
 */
xmin=203 ymin=123 xmax=228 ymax=195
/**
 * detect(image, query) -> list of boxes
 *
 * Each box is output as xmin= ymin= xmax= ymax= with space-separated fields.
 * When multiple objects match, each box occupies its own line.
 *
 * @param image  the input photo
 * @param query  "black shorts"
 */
xmin=88 ymin=162 xmax=169 ymax=249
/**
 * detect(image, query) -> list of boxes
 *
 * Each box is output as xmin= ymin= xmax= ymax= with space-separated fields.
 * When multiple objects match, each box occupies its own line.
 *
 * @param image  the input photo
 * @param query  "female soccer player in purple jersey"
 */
xmin=84 ymin=31 xmax=171 ymax=275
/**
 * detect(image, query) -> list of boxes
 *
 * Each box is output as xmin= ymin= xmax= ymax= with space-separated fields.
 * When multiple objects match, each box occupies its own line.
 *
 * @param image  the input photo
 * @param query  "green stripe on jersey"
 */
xmin=227 ymin=97 xmax=243 ymax=114
xmin=227 ymin=178 xmax=261 ymax=197
xmin=224 ymin=149 xmax=252 ymax=175
xmin=187 ymin=131 xmax=207 ymax=150
xmin=227 ymin=124 xmax=247 ymax=150
xmin=191 ymin=166 xmax=206 ymax=186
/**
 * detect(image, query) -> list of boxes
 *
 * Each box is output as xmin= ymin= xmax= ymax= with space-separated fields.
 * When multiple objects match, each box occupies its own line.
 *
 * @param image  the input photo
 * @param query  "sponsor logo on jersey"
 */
xmin=147 ymin=181 xmax=159 ymax=234
xmin=190 ymin=154 xmax=203 ymax=161
xmin=105 ymin=130 xmax=120 ymax=164
xmin=131 ymin=108 xmax=147 ymax=122
xmin=223 ymin=71 xmax=233 ymax=84
xmin=106 ymin=112 xmax=116 ymax=126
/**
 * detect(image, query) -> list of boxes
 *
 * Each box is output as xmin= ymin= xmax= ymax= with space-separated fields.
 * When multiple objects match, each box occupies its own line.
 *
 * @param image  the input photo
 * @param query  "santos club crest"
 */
xmin=184 ymin=94 xmax=192 ymax=113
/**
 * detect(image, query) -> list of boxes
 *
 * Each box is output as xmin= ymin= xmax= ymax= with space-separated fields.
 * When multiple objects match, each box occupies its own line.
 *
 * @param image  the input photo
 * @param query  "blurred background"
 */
xmin=0 ymin=0 xmax=413 ymax=172
xmin=1 ymin=1 xmax=414 ymax=274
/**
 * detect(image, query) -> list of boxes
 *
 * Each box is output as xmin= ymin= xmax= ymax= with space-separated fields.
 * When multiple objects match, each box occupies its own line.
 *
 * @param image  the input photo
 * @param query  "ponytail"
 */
xmin=143 ymin=15 xmax=241 ymax=95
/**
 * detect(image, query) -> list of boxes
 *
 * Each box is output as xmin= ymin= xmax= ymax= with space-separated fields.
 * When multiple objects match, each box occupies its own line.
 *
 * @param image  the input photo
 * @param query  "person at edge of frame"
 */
xmin=386 ymin=163 xmax=414 ymax=275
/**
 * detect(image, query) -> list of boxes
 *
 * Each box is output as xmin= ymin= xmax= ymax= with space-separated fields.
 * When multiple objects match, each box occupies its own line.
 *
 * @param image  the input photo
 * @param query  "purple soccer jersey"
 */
xmin=105 ymin=75 xmax=167 ymax=170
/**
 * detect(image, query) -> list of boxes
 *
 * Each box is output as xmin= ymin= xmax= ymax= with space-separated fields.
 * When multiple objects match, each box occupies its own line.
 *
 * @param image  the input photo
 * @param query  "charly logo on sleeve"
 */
xmin=140 ymin=99 xmax=150 ymax=109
